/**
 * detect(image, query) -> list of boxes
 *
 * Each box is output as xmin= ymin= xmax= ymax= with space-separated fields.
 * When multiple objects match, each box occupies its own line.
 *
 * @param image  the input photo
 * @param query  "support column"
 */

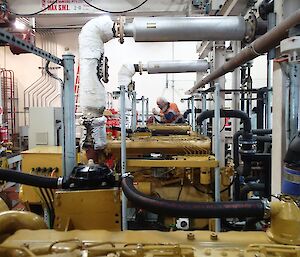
xmin=191 ymin=95 xmax=195 ymax=131
xmin=214 ymin=83 xmax=221 ymax=232
xmin=141 ymin=96 xmax=145 ymax=126
xmin=145 ymin=98 xmax=149 ymax=121
xmin=62 ymin=53 xmax=76 ymax=178
xmin=231 ymin=41 xmax=241 ymax=140
xmin=131 ymin=91 xmax=137 ymax=131
xmin=120 ymin=84 xmax=128 ymax=230
xmin=213 ymin=41 xmax=226 ymax=167
xmin=289 ymin=64 xmax=300 ymax=139
xmin=202 ymin=93 xmax=207 ymax=136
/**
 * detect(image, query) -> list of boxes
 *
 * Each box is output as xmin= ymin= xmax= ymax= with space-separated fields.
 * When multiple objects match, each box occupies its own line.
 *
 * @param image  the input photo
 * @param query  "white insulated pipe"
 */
xmin=79 ymin=16 xmax=114 ymax=117
xmin=124 ymin=17 xmax=247 ymax=42
xmin=143 ymin=60 xmax=209 ymax=74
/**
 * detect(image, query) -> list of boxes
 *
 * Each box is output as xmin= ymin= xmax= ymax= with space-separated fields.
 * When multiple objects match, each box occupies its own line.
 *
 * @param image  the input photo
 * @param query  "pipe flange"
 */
xmin=244 ymin=13 xmax=257 ymax=43
xmin=115 ymin=16 xmax=126 ymax=44
xmin=280 ymin=36 xmax=300 ymax=63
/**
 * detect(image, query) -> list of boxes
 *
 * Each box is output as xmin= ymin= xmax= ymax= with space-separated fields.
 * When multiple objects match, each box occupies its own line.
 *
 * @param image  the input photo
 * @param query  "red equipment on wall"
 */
xmin=0 ymin=127 xmax=8 ymax=142
xmin=105 ymin=109 xmax=120 ymax=138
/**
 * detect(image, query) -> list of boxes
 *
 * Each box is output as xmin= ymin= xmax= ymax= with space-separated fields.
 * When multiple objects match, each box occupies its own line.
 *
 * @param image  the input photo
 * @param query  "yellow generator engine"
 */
xmin=106 ymin=124 xmax=232 ymax=230
xmin=0 ymin=196 xmax=299 ymax=257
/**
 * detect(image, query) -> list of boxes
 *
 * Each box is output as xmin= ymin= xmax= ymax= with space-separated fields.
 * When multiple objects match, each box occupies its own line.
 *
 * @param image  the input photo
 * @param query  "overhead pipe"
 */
xmin=121 ymin=176 xmax=266 ymax=219
xmin=124 ymin=17 xmax=249 ymax=42
xmin=142 ymin=60 xmax=209 ymax=74
xmin=186 ymin=9 xmax=300 ymax=94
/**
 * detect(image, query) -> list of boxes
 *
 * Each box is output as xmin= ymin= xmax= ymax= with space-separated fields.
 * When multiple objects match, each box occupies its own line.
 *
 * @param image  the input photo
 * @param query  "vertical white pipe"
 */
xmin=214 ymin=83 xmax=221 ymax=232
xmin=120 ymin=85 xmax=127 ymax=230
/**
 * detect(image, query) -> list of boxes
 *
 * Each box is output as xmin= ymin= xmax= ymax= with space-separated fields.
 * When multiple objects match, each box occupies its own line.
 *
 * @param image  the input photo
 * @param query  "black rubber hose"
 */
xmin=183 ymin=108 xmax=202 ymax=119
xmin=122 ymin=177 xmax=265 ymax=219
xmin=240 ymin=183 xmax=265 ymax=200
xmin=256 ymin=136 xmax=272 ymax=142
xmin=0 ymin=168 xmax=62 ymax=189
xmin=196 ymin=109 xmax=252 ymax=133
xmin=233 ymin=129 xmax=272 ymax=168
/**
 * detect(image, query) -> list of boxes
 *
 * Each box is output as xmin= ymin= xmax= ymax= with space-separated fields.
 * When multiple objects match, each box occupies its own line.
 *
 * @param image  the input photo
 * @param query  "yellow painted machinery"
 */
xmin=16 ymin=124 xmax=230 ymax=231
xmin=1 ymin=123 xmax=295 ymax=257
xmin=0 ymin=196 xmax=299 ymax=256
xmin=19 ymin=146 xmax=63 ymax=205
xmin=18 ymin=146 xmax=121 ymax=231
xmin=104 ymin=124 xmax=233 ymax=230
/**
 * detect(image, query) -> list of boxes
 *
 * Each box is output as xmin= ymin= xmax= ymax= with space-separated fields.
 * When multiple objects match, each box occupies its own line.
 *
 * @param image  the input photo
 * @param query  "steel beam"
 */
xmin=0 ymin=28 xmax=62 ymax=65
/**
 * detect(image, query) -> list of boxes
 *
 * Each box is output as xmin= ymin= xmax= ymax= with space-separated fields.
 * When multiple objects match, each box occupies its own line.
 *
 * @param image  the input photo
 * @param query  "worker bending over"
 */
xmin=151 ymin=97 xmax=184 ymax=124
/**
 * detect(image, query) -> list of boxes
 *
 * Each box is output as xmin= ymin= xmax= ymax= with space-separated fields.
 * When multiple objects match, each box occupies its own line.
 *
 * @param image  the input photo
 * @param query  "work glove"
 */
xmin=152 ymin=108 xmax=159 ymax=115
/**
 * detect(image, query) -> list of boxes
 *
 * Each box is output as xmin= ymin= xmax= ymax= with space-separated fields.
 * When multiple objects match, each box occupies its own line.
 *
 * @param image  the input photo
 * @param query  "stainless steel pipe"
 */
xmin=124 ymin=17 xmax=247 ymax=42
xmin=186 ymin=9 xmax=300 ymax=94
xmin=144 ymin=60 xmax=209 ymax=74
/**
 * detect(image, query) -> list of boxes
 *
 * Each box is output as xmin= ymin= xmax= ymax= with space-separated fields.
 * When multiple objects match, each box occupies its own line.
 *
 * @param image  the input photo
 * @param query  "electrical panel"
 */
xmin=28 ymin=107 xmax=62 ymax=149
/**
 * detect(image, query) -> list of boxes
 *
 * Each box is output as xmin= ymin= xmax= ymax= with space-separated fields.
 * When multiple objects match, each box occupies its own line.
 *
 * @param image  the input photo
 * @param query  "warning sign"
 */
xmin=41 ymin=0 xmax=98 ymax=14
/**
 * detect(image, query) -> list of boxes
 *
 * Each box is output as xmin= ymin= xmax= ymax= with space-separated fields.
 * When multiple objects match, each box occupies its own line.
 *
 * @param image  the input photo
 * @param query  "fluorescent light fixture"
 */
xmin=14 ymin=20 xmax=26 ymax=30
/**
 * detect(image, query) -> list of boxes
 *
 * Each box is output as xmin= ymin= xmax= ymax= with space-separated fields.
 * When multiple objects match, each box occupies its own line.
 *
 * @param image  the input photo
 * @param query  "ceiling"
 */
xmin=8 ymin=0 xmax=199 ymax=30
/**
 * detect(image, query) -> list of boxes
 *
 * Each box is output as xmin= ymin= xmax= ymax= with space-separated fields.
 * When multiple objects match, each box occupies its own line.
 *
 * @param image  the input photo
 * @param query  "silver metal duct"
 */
xmin=144 ymin=60 xmax=209 ymax=74
xmin=186 ymin=9 xmax=300 ymax=94
xmin=124 ymin=17 xmax=247 ymax=42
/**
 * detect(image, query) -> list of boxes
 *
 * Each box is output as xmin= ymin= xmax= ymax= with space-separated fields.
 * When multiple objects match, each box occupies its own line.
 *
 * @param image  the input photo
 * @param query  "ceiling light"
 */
xmin=14 ymin=20 xmax=26 ymax=30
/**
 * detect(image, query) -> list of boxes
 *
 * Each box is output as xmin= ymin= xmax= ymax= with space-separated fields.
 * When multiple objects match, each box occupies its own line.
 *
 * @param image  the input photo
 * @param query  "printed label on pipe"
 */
xmin=146 ymin=23 xmax=157 ymax=29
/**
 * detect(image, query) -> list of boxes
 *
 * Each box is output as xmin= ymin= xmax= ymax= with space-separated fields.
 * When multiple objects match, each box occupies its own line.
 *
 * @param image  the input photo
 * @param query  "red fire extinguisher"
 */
xmin=0 ymin=127 xmax=8 ymax=142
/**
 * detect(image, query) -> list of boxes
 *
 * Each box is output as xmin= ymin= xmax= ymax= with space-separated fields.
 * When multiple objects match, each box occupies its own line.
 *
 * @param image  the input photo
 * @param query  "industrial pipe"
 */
xmin=233 ymin=129 xmax=272 ymax=169
xmin=186 ymin=9 xmax=300 ymax=94
xmin=0 ymin=168 xmax=64 ymax=189
xmin=79 ymin=16 xmax=114 ymax=116
xmin=183 ymin=108 xmax=202 ymax=119
xmin=124 ymin=17 xmax=248 ymax=42
xmin=197 ymin=109 xmax=252 ymax=133
xmin=121 ymin=176 xmax=265 ymax=219
xmin=143 ymin=60 xmax=209 ymax=74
